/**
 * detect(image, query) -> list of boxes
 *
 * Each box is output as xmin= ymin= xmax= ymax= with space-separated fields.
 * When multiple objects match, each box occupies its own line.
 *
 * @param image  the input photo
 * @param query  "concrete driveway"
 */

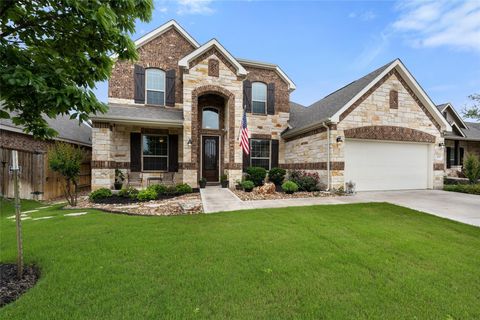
xmin=351 ymin=190 xmax=480 ymax=227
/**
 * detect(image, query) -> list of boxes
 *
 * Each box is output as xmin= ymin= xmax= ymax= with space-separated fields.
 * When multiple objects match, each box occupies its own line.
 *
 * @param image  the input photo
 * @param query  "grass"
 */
xmin=1 ymin=199 xmax=479 ymax=319
xmin=444 ymin=183 xmax=480 ymax=195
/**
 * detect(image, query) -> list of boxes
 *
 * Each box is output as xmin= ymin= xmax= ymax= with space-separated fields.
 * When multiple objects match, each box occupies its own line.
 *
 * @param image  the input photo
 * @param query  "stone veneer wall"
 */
xmin=108 ymin=27 xmax=195 ymax=106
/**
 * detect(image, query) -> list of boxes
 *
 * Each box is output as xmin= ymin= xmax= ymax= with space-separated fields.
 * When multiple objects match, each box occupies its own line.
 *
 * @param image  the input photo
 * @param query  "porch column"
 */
xmin=91 ymin=122 xmax=115 ymax=190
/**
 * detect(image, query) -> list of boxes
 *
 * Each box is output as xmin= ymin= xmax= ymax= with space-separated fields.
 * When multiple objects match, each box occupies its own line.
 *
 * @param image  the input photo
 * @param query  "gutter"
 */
xmin=322 ymin=122 xmax=331 ymax=191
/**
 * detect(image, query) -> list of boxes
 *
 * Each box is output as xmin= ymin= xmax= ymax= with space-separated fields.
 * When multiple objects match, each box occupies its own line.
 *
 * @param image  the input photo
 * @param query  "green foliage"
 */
xmin=462 ymin=93 xmax=480 ymax=121
xmin=289 ymin=170 xmax=320 ymax=192
xmin=148 ymin=184 xmax=168 ymax=195
xmin=463 ymin=153 xmax=480 ymax=184
xmin=241 ymin=180 xmax=255 ymax=192
xmin=444 ymin=184 xmax=480 ymax=195
xmin=220 ymin=174 xmax=228 ymax=182
xmin=115 ymin=169 xmax=125 ymax=184
xmin=175 ymin=183 xmax=193 ymax=194
xmin=268 ymin=167 xmax=286 ymax=185
xmin=118 ymin=186 xmax=139 ymax=199
xmin=246 ymin=167 xmax=267 ymax=187
xmin=89 ymin=188 xmax=112 ymax=202
xmin=137 ymin=188 xmax=157 ymax=201
xmin=0 ymin=0 xmax=153 ymax=138
xmin=48 ymin=142 xmax=84 ymax=206
xmin=282 ymin=181 xmax=299 ymax=193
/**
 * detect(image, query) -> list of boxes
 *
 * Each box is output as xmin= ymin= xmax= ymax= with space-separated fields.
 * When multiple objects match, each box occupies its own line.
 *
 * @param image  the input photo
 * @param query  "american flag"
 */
xmin=239 ymin=107 xmax=250 ymax=154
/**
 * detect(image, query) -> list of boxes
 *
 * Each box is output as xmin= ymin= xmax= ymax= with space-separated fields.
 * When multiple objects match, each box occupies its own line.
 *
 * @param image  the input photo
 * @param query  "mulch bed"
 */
xmin=233 ymin=189 xmax=336 ymax=201
xmin=0 ymin=264 xmax=39 ymax=308
xmin=92 ymin=194 xmax=183 ymax=205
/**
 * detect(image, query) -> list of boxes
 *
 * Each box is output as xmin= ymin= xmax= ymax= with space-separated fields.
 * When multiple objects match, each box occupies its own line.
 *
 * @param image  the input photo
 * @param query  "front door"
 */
xmin=202 ymin=136 xmax=219 ymax=182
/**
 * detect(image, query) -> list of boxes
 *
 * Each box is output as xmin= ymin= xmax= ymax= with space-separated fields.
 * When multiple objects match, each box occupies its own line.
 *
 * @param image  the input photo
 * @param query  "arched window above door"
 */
xmin=202 ymin=107 xmax=219 ymax=129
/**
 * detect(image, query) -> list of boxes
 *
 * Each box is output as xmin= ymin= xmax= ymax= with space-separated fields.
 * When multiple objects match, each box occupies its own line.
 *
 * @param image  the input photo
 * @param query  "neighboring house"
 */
xmin=91 ymin=20 xmax=451 ymax=192
xmin=0 ymin=114 xmax=92 ymax=200
xmin=436 ymin=103 xmax=480 ymax=177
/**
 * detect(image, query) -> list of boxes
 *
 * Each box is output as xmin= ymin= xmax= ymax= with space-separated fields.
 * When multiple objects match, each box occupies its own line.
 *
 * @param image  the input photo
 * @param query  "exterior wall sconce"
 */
xmin=438 ymin=142 xmax=445 ymax=148
xmin=187 ymin=138 xmax=192 ymax=147
xmin=336 ymin=136 xmax=343 ymax=143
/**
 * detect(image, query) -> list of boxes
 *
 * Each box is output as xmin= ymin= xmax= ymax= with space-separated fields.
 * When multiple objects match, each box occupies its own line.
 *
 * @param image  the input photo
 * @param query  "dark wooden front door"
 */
xmin=202 ymin=136 xmax=219 ymax=182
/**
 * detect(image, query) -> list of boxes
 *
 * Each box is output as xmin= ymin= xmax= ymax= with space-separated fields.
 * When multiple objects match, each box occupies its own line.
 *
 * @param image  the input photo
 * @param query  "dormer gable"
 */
xmin=437 ymin=103 xmax=468 ymax=130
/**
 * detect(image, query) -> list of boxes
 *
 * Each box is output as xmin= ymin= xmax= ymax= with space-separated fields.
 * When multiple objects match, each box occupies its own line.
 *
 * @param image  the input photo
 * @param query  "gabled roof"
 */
xmin=445 ymin=121 xmax=480 ymax=141
xmin=284 ymin=59 xmax=451 ymax=138
xmin=178 ymin=39 xmax=247 ymax=76
xmin=0 ymin=111 xmax=92 ymax=147
xmin=436 ymin=102 xmax=468 ymax=129
xmin=237 ymin=58 xmax=296 ymax=91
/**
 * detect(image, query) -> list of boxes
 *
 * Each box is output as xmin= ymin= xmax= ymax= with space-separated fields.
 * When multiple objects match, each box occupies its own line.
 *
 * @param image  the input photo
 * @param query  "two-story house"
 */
xmin=91 ymin=20 xmax=452 ymax=192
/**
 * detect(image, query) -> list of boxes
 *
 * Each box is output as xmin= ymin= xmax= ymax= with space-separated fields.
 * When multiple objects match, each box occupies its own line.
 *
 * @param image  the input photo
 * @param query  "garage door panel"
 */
xmin=345 ymin=140 xmax=430 ymax=191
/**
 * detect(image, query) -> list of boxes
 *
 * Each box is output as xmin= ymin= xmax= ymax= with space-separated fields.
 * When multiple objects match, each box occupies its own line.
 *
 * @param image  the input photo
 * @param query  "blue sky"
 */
xmin=94 ymin=0 xmax=480 ymax=119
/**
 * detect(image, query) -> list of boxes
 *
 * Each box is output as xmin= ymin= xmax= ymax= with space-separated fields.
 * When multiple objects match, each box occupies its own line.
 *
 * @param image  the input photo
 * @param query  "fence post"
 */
xmin=11 ymin=150 xmax=24 ymax=278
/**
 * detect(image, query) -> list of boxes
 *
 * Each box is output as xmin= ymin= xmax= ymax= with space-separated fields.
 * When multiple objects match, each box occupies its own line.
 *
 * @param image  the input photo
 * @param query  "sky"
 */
xmin=93 ymin=0 xmax=480 ymax=120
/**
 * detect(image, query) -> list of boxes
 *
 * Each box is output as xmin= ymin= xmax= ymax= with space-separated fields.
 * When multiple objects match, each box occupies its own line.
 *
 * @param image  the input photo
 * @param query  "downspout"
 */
xmin=322 ymin=122 xmax=330 ymax=191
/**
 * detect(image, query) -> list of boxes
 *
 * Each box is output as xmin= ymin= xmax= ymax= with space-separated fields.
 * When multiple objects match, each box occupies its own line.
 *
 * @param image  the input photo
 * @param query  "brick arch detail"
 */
xmin=191 ymin=85 xmax=237 ymax=173
xmin=343 ymin=125 xmax=436 ymax=143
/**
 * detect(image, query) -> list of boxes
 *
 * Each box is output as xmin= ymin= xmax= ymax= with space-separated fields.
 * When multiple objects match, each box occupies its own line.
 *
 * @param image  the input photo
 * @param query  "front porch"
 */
xmin=445 ymin=138 xmax=480 ymax=177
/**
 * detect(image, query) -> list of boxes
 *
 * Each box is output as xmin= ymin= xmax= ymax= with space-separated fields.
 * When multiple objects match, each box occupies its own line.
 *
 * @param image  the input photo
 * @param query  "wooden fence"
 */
xmin=0 ymin=147 xmax=91 ymax=200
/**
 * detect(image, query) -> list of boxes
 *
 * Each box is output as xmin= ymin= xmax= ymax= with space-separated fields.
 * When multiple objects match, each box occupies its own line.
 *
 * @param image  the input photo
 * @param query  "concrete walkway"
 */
xmin=200 ymin=188 xmax=480 ymax=227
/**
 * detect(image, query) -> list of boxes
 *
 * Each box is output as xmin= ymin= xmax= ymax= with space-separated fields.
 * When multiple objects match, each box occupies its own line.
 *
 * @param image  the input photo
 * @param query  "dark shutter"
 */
xmin=165 ymin=69 xmax=176 ymax=107
xmin=243 ymin=80 xmax=252 ymax=112
xmin=454 ymin=140 xmax=459 ymax=165
xmin=446 ymin=147 xmax=451 ymax=169
xmin=130 ymin=132 xmax=141 ymax=172
xmin=168 ymin=134 xmax=179 ymax=172
xmin=243 ymin=139 xmax=250 ymax=172
xmin=134 ymin=65 xmax=145 ymax=104
xmin=460 ymin=147 xmax=465 ymax=166
xmin=267 ymin=83 xmax=275 ymax=115
xmin=271 ymin=140 xmax=279 ymax=169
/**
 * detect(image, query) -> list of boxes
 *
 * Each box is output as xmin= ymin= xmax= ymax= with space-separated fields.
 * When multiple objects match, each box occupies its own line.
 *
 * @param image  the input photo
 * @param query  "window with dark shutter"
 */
xmin=130 ymin=132 xmax=142 ymax=172
xmin=165 ymin=69 xmax=176 ymax=107
xmin=243 ymin=80 xmax=252 ymax=112
xmin=267 ymin=83 xmax=275 ymax=115
xmin=134 ymin=65 xmax=145 ymax=104
xmin=168 ymin=135 xmax=179 ymax=172
xmin=446 ymin=147 xmax=452 ymax=169
xmin=271 ymin=140 xmax=279 ymax=168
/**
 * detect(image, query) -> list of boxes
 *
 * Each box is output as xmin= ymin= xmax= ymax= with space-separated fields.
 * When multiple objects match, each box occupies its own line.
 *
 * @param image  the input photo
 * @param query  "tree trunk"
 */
xmin=13 ymin=167 xmax=24 ymax=278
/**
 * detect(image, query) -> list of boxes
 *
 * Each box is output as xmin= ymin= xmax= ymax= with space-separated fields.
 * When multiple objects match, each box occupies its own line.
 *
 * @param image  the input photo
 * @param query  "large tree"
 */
xmin=463 ymin=94 xmax=480 ymax=121
xmin=0 ymin=0 xmax=153 ymax=138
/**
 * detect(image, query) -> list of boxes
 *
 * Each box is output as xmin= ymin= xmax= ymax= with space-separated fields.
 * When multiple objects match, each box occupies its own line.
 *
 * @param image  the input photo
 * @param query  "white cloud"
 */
xmin=393 ymin=0 xmax=480 ymax=52
xmin=176 ymin=0 xmax=215 ymax=15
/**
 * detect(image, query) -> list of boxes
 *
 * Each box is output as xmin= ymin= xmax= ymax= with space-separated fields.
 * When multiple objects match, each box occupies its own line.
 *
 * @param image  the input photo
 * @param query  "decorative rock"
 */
xmin=257 ymin=183 xmax=276 ymax=195
xmin=64 ymin=212 xmax=87 ymax=217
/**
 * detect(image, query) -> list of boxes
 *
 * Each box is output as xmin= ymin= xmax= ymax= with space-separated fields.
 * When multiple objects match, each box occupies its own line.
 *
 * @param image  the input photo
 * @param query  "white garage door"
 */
xmin=344 ymin=140 xmax=430 ymax=191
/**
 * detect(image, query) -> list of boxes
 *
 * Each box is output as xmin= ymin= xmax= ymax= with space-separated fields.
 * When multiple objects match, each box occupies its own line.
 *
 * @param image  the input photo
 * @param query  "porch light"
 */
xmin=438 ymin=142 xmax=445 ymax=148
xmin=336 ymin=136 xmax=343 ymax=143
xmin=187 ymin=138 xmax=192 ymax=146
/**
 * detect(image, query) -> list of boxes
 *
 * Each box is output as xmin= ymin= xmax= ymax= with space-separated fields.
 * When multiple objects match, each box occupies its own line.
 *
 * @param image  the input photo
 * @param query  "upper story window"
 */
xmin=202 ymin=107 xmax=219 ymax=129
xmin=146 ymin=68 xmax=165 ymax=105
xmin=252 ymin=82 xmax=267 ymax=114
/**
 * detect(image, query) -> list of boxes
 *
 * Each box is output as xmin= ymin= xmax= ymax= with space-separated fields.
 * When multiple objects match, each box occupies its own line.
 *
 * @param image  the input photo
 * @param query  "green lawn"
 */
xmin=1 ymin=199 xmax=479 ymax=319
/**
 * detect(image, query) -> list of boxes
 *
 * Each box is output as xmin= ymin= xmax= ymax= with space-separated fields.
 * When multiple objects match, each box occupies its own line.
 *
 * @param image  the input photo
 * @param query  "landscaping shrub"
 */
xmin=118 ymin=186 xmax=139 ymax=199
xmin=246 ymin=167 xmax=267 ymax=187
xmin=165 ymin=186 xmax=177 ymax=195
xmin=241 ymin=180 xmax=255 ymax=192
xmin=148 ymin=184 xmax=168 ymax=195
xmin=89 ymin=188 xmax=112 ymax=202
xmin=268 ymin=167 xmax=286 ymax=185
xmin=289 ymin=170 xmax=320 ymax=191
xmin=444 ymin=184 xmax=480 ymax=195
xmin=137 ymin=188 xmax=158 ymax=201
xmin=175 ymin=183 xmax=193 ymax=194
xmin=281 ymin=181 xmax=298 ymax=194
xmin=463 ymin=153 xmax=480 ymax=184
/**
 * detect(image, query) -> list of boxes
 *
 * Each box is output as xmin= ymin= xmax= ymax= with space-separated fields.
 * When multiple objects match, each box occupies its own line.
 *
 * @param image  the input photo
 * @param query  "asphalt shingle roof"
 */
xmin=287 ymin=59 xmax=397 ymax=134
xmin=92 ymin=103 xmax=184 ymax=123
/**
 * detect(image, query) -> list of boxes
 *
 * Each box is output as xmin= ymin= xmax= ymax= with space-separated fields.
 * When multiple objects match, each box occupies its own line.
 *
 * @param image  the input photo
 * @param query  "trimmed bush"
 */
xmin=118 ymin=186 xmax=139 ymax=199
xmin=444 ymin=184 xmax=480 ymax=195
xmin=149 ymin=184 xmax=168 ymax=195
xmin=89 ymin=188 xmax=112 ymax=202
xmin=137 ymin=188 xmax=158 ymax=201
xmin=289 ymin=170 xmax=320 ymax=192
xmin=175 ymin=183 xmax=193 ymax=194
xmin=241 ymin=180 xmax=255 ymax=192
xmin=463 ymin=153 xmax=480 ymax=184
xmin=268 ymin=167 xmax=286 ymax=185
xmin=246 ymin=167 xmax=267 ymax=187
xmin=282 ymin=181 xmax=298 ymax=194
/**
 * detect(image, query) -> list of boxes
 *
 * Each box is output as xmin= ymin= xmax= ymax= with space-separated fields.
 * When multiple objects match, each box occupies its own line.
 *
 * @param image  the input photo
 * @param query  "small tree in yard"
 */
xmin=463 ymin=94 xmax=480 ymax=121
xmin=463 ymin=153 xmax=480 ymax=184
xmin=48 ymin=142 xmax=84 ymax=206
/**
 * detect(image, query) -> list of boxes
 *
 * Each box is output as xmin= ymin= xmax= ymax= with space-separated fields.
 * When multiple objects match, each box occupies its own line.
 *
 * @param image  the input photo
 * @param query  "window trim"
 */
xmin=201 ymin=106 xmax=220 ymax=130
xmin=145 ymin=68 xmax=166 ymax=106
xmin=250 ymin=139 xmax=271 ymax=170
xmin=141 ymin=134 xmax=169 ymax=172
xmin=251 ymin=82 xmax=267 ymax=115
